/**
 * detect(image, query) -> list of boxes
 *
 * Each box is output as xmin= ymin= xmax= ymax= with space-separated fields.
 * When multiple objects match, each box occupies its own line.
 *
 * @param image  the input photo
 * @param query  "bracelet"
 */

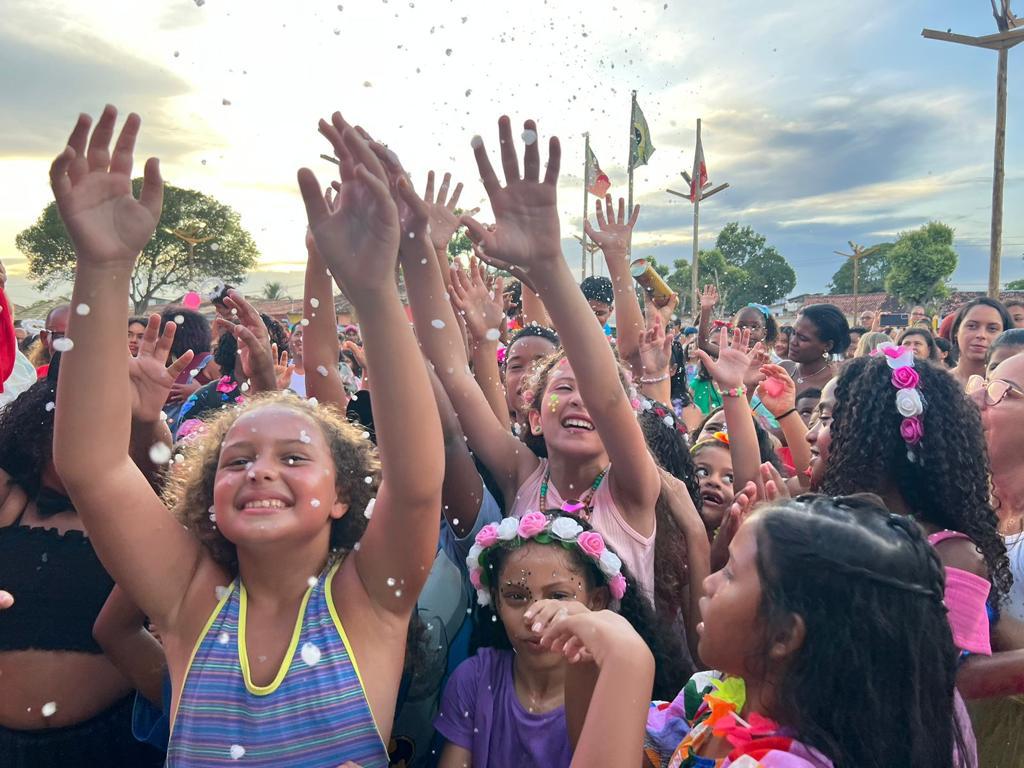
xmin=720 ymin=385 xmax=747 ymax=398
xmin=639 ymin=373 xmax=670 ymax=384
xmin=777 ymin=408 xmax=798 ymax=420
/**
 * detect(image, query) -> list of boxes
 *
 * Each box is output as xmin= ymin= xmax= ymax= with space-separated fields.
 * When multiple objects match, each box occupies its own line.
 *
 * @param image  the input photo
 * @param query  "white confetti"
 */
xmin=41 ymin=701 xmax=57 ymax=717
xmin=215 ymin=585 xmax=231 ymax=601
xmin=190 ymin=368 xmax=200 ymax=377
xmin=484 ymin=328 xmax=501 ymax=341
xmin=45 ymin=401 xmax=55 ymax=412
xmin=53 ymin=337 xmax=74 ymax=353
xmin=386 ymin=577 xmax=396 ymax=587
xmin=364 ymin=476 xmax=373 ymax=484
xmin=229 ymin=744 xmax=245 ymax=760
xmin=75 ymin=303 xmax=90 ymax=316
xmin=308 ymin=576 xmax=318 ymax=588
xmin=148 ymin=442 xmax=172 ymax=464
xmin=470 ymin=135 xmax=483 ymax=150
xmin=300 ymin=318 xmax=310 ymax=327
xmin=240 ymin=382 xmax=250 ymax=392
xmin=210 ymin=243 xmax=220 ymax=251
xmin=395 ymin=589 xmax=403 ymax=597
xmin=218 ymin=631 xmax=230 ymax=645
xmin=299 ymin=430 xmax=311 ymax=444
xmin=300 ymin=641 xmax=322 ymax=666
xmin=309 ymin=298 xmax=320 ymax=308
xmin=317 ymin=365 xmax=329 ymax=377
xmin=363 ymin=497 xmax=376 ymax=518
xmin=361 ymin=431 xmax=370 ymax=439
xmin=173 ymin=314 xmax=184 ymax=324
xmin=521 ymin=129 xmax=538 ymax=145
xmin=311 ymin=499 xmax=321 ymax=508
xmin=662 ymin=415 xmax=675 ymax=427
xmin=431 ymin=319 xmax=446 ymax=329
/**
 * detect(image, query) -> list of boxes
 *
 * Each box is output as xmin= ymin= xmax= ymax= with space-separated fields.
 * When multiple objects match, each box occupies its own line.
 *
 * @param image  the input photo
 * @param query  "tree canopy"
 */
xmin=828 ymin=243 xmax=895 ymax=294
xmin=16 ymin=179 xmax=259 ymax=313
xmin=884 ymin=222 xmax=958 ymax=304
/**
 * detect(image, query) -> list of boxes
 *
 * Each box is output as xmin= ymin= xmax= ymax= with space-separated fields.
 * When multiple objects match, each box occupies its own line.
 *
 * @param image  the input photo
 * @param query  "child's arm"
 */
xmin=438 ymin=745 xmax=474 ymax=768
xmin=299 ymin=117 xmax=442 ymax=614
xmin=462 ymin=117 xmax=660 ymax=528
xmin=660 ymin=473 xmax=710 ymax=663
xmin=697 ymin=327 xmax=765 ymax=499
xmin=586 ymin=195 xmax=642 ymax=364
xmin=635 ymin=315 xmax=674 ymax=406
xmin=755 ymin=364 xmax=811 ymax=487
xmin=51 ymin=107 xmax=215 ymax=630
xmin=696 ymin=284 xmax=721 ymax=356
xmin=93 ymin=585 xmax=167 ymax=708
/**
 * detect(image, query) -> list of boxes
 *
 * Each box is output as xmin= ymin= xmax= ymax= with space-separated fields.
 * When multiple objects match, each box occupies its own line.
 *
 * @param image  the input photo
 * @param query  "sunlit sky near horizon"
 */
xmin=2 ymin=0 xmax=1023 ymax=308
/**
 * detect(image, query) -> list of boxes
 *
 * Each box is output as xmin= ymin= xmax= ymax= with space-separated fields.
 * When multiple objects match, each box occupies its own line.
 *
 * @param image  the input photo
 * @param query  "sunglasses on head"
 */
xmin=966 ymin=375 xmax=1024 ymax=406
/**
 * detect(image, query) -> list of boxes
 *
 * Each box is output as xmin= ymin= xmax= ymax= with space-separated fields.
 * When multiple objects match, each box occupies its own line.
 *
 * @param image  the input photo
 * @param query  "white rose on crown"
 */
xmin=497 ymin=517 xmax=519 ymax=541
xmin=550 ymin=517 xmax=584 ymax=540
xmin=598 ymin=549 xmax=622 ymax=578
xmin=895 ymin=388 xmax=923 ymax=418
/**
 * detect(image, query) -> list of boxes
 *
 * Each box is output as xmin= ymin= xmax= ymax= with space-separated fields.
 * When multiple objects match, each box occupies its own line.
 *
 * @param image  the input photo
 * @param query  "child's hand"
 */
xmin=584 ymin=194 xmax=639 ymax=258
xmin=755 ymin=363 xmax=797 ymax=417
xmin=710 ymin=481 xmax=756 ymax=572
xmin=635 ymin=313 xmax=673 ymax=378
xmin=697 ymin=327 xmax=755 ymax=391
xmin=422 ymin=170 xmax=479 ymax=253
xmin=299 ymin=112 xmax=401 ymax=300
xmin=760 ymin=462 xmax=792 ymax=502
xmin=539 ymin=609 xmax=648 ymax=667
xmin=461 ymin=117 xmax=562 ymax=278
xmin=214 ymin=291 xmax=274 ymax=390
xmin=272 ymin=345 xmax=295 ymax=390
xmin=450 ymin=258 xmax=505 ymax=344
xmin=742 ymin=343 xmax=770 ymax=391
xmin=129 ymin=314 xmax=194 ymax=423
xmin=699 ymin=284 xmax=719 ymax=312
xmin=50 ymin=105 xmax=163 ymax=267
xmin=645 ymin=289 xmax=679 ymax=326
xmin=524 ymin=598 xmax=591 ymax=637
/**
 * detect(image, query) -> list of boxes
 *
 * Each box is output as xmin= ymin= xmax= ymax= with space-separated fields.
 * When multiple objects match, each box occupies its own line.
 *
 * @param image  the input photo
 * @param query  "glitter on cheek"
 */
xmin=549 ymin=394 xmax=558 ymax=412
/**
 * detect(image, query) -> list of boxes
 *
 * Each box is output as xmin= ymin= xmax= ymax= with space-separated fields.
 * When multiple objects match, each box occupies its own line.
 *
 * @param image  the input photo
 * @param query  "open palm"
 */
xmin=50 ymin=106 xmax=163 ymax=266
xmin=698 ymin=327 xmax=756 ymax=390
xmin=584 ymin=194 xmax=638 ymax=256
xmin=129 ymin=315 xmax=193 ymax=422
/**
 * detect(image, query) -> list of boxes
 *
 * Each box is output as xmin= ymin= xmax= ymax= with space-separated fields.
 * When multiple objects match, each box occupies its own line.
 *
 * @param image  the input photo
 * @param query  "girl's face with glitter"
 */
xmin=494 ymin=542 xmax=607 ymax=668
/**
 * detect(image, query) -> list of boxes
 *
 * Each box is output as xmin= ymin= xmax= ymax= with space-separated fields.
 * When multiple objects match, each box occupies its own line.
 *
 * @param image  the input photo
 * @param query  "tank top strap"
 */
xmin=928 ymin=529 xmax=973 ymax=547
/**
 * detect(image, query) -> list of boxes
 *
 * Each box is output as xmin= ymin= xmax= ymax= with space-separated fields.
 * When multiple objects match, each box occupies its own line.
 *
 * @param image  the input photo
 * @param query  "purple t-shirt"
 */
xmin=434 ymin=647 xmax=572 ymax=768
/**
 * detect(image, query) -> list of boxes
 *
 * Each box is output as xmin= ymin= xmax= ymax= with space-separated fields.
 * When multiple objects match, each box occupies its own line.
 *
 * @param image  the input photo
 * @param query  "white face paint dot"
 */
xmin=484 ymin=328 xmax=501 ymax=341
xmin=309 ymin=298 xmax=320 ymax=308
xmin=45 ymin=401 xmax=55 ymax=412
xmin=218 ymin=631 xmax=230 ymax=645
xmin=53 ymin=337 xmax=74 ymax=353
xmin=229 ymin=744 xmax=245 ymax=760
xmin=41 ymin=701 xmax=57 ymax=717
xmin=75 ymin=303 xmax=90 ymax=316
xmin=521 ymin=129 xmax=538 ymax=145
xmin=431 ymin=319 xmax=446 ymax=329
xmin=148 ymin=442 xmax=172 ymax=464
xmin=174 ymin=314 xmax=185 ymax=324
xmin=311 ymin=499 xmax=321 ymax=508
xmin=300 ymin=641 xmax=322 ymax=667
xmin=316 ymin=365 xmax=329 ymax=377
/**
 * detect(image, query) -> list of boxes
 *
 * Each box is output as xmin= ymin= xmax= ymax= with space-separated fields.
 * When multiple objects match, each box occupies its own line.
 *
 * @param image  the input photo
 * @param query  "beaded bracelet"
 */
xmin=721 ymin=385 xmax=747 ymax=398
xmin=639 ymin=372 xmax=670 ymax=384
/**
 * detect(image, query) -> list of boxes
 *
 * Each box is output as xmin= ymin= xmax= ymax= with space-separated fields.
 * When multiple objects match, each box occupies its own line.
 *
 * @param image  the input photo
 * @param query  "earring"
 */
xmin=532 ymin=425 xmax=543 ymax=435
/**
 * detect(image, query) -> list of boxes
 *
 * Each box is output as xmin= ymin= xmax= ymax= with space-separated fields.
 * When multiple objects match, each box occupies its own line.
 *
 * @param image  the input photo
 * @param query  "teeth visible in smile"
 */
xmin=243 ymin=499 xmax=287 ymax=509
xmin=562 ymin=419 xmax=594 ymax=430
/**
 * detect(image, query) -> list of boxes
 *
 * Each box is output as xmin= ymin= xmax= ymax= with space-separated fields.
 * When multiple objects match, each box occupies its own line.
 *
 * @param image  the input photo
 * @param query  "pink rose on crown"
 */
xmin=475 ymin=523 xmax=499 ymax=549
xmin=576 ymin=531 xmax=606 ymax=559
xmin=878 ymin=343 xmax=915 ymax=370
xmin=891 ymin=366 xmax=920 ymax=390
xmin=608 ymin=572 xmax=627 ymax=600
xmin=517 ymin=511 xmax=548 ymax=539
xmin=900 ymin=416 xmax=924 ymax=445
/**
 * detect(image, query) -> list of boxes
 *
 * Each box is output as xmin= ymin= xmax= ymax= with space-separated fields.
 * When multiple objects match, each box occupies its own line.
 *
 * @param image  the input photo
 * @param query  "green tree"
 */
xmin=16 ymin=179 xmax=259 ymax=313
xmin=1006 ymin=278 xmax=1024 ymax=290
xmin=711 ymin=223 xmax=796 ymax=311
xmin=666 ymin=249 xmax=744 ymax=314
xmin=262 ymin=281 xmax=289 ymax=300
xmin=827 ymin=243 xmax=894 ymax=294
xmin=884 ymin=222 xmax=958 ymax=304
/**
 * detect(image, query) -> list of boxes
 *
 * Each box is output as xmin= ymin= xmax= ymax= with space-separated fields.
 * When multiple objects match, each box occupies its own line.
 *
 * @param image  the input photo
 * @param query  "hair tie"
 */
xmin=747 ymin=302 xmax=772 ymax=319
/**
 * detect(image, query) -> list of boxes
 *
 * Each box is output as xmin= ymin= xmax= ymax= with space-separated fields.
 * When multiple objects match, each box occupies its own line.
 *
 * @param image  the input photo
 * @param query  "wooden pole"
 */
xmin=852 ymin=250 xmax=861 ymax=319
xmin=582 ymin=132 xmax=590 ymax=279
xmin=991 ymin=46 xmax=1008 ymax=296
xmin=627 ymin=90 xmax=637 ymax=257
xmin=690 ymin=118 xmax=702 ymax=320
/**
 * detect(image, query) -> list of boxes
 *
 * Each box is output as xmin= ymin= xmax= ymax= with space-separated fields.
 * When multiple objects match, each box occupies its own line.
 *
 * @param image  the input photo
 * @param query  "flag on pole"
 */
xmin=629 ymin=101 xmax=655 ymax=170
xmin=585 ymin=145 xmax=611 ymax=197
xmin=690 ymin=133 xmax=708 ymax=202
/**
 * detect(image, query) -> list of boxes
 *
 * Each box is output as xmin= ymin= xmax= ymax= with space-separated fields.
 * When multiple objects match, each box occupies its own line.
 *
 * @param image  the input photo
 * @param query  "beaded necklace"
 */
xmin=539 ymin=465 xmax=609 ymax=522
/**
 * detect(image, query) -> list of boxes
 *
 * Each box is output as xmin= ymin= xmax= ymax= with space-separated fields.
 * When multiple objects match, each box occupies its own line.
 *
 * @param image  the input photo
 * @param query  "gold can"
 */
xmin=630 ymin=258 xmax=674 ymax=305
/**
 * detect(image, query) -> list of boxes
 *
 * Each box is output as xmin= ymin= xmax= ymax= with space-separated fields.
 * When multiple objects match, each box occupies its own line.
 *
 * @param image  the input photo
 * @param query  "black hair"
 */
xmin=669 ymin=340 xmax=693 ymax=407
xmin=988 ymin=328 xmax=1024 ymax=363
xmin=507 ymin=324 xmax=560 ymax=351
xmin=798 ymin=304 xmax=851 ymax=356
xmin=934 ymin=337 xmax=956 ymax=368
xmin=752 ymin=494 xmax=965 ymax=768
xmin=735 ymin=305 xmax=779 ymax=343
xmin=213 ymin=331 xmax=238 ymax=380
xmin=470 ymin=513 xmax=691 ymax=700
xmin=896 ymin=327 xmax=939 ymax=362
xmin=18 ymin=333 xmax=38 ymax=354
xmin=261 ymin=313 xmax=289 ymax=356
xmin=160 ymin=308 xmax=211 ymax=359
xmin=848 ymin=326 xmax=869 ymax=336
xmin=503 ymin=281 xmax=522 ymax=315
xmin=580 ymin=276 xmax=614 ymax=306
xmin=821 ymin=355 xmax=1011 ymax=601
xmin=778 ymin=325 xmax=793 ymax=339
xmin=951 ymin=297 xmax=1012 ymax=352
xmin=0 ymin=354 xmax=62 ymax=499
xmin=691 ymin=406 xmax=785 ymax=475
xmin=1005 ymin=298 xmax=1024 ymax=310
xmin=795 ymin=387 xmax=822 ymax=403
xmin=128 ymin=316 xmax=147 ymax=328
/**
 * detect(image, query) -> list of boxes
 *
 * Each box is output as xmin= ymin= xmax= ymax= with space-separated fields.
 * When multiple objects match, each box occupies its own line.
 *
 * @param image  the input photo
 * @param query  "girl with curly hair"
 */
xmin=51 ymin=108 xmax=442 ymax=767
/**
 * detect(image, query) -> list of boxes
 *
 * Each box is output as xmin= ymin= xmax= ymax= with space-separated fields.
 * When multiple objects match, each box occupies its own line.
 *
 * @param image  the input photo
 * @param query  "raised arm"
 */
xmin=422 ymin=170 xmax=477 ymax=289
xmin=461 ymin=116 xmax=660 ymax=523
xmin=696 ymin=284 xmax=721 ymax=356
xmin=51 ymin=106 xmax=210 ymax=629
xmin=299 ymin=114 xmax=442 ymax=614
xmin=755 ymin=364 xmax=811 ymax=487
xmin=586 ymin=195 xmax=642 ymax=364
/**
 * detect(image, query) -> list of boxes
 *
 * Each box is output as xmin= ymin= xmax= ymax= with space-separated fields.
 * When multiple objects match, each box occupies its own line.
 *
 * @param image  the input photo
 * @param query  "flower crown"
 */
xmin=872 ymin=342 xmax=925 ymax=462
xmin=466 ymin=513 xmax=627 ymax=607
xmin=690 ymin=431 xmax=730 ymax=454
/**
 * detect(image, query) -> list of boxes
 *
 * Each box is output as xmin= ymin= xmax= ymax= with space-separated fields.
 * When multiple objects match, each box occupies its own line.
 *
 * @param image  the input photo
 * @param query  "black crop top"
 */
xmin=0 ymin=523 xmax=115 ymax=653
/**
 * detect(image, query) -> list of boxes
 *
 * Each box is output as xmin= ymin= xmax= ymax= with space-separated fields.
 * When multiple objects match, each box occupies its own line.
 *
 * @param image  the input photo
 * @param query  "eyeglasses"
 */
xmin=43 ymin=329 xmax=65 ymax=339
xmin=966 ymin=375 xmax=1024 ymax=406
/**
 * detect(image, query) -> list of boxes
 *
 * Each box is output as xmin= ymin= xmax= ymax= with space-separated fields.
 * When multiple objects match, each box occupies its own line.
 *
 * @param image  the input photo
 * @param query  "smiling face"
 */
xmin=504 ymin=335 xmax=558 ymax=417
xmin=788 ymin=315 xmax=830 ymax=363
xmin=693 ymin=442 xmax=735 ymax=532
xmin=805 ymin=378 xmax=837 ymax=489
xmin=734 ymin=307 xmax=767 ymax=344
xmin=528 ymin=360 xmax=606 ymax=459
xmin=289 ymin=327 xmax=303 ymax=361
xmin=212 ymin=406 xmax=347 ymax=551
xmin=494 ymin=542 xmax=606 ymax=667
xmin=957 ymin=305 xmax=1005 ymax=364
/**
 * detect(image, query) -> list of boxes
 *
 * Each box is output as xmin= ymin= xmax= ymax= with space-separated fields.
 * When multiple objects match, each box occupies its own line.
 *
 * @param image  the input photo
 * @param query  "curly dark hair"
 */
xmin=752 ymin=494 xmax=966 ymax=768
xmin=507 ymin=324 xmax=559 ymax=350
xmin=0 ymin=355 xmax=61 ymax=498
xmin=262 ymin=313 xmax=289 ymax=357
xmin=580 ymin=276 xmax=614 ymax=306
xmin=669 ymin=340 xmax=693 ymax=407
xmin=469 ymin=513 xmax=691 ymax=700
xmin=820 ymin=355 xmax=1011 ymax=601
xmin=160 ymin=308 xmax=211 ymax=359
xmin=213 ymin=331 xmax=238 ymax=380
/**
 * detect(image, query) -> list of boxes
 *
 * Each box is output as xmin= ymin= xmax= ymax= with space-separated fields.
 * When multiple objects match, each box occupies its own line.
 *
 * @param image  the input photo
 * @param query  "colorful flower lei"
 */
xmin=872 ymin=342 xmax=925 ymax=462
xmin=466 ymin=513 xmax=628 ymax=607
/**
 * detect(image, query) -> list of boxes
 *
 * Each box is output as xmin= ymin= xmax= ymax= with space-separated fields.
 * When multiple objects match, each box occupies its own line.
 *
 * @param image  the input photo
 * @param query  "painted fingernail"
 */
xmin=532 ymin=622 xmax=542 ymax=632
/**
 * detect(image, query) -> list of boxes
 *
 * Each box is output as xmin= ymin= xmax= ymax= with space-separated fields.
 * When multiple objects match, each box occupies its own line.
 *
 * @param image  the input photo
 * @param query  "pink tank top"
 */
xmin=510 ymin=460 xmax=656 ymax=602
xmin=928 ymin=530 xmax=992 ymax=656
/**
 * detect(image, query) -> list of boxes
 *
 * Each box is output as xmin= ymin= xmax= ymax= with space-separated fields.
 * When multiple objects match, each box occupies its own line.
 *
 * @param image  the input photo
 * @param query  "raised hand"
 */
xmin=699 ymin=284 xmax=719 ymax=312
xmin=538 ymin=609 xmax=646 ymax=666
xmin=709 ymin=481 xmax=756 ymax=572
xmin=584 ymin=194 xmax=639 ymax=257
xmin=449 ymin=258 xmax=505 ymax=343
xmin=635 ymin=313 xmax=673 ymax=378
xmin=755 ymin=363 xmax=798 ymax=417
xmin=645 ymin=288 xmax=679 ymax=324
xmin=697 ymin=326 xmax=755 ymax=391
xmin=422 ymin=170 xmax=478 ymax=253
xmin=213 ymin=291 xmax=274 ymax=391
xmin=49 ymin=105 xmax=163 ymax=266
xmin=461 ymin=116 xmax=562 ymax=275
xmin=298 ymin=112 xmax=401 ymax=299
xmin=760 ymin=462 xmax=792 ymax=502
xmin=129 ymin=314 xmax=194 ymax=422
xmin=273 ymin=345 xmax=295 ymax=390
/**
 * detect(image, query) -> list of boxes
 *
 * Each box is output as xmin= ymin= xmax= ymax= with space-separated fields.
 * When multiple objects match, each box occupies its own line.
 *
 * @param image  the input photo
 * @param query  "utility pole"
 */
xmin=923 ymin=1 xmax=1023 ymax=296
xmin=833 ymin=242 xmax=880 ymax=320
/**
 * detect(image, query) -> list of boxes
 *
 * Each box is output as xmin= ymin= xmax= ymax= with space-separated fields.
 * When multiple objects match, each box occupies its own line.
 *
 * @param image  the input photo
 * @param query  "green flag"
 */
xmin=629 ymin=100 xmax=655 ymax=170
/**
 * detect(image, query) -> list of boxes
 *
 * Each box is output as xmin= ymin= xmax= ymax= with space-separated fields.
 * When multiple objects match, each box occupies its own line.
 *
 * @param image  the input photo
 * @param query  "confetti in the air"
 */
xmin=300 ymin=642 xmax=322 ymax=666
xmin=53 ymin=337 xmax=74 ymax=353
xmin=148 ymin=442 xmax=172 ymax=464
xmin=41 ymin=702 xmax=57 ymax=717
xmin=75 ymin=303 xmax=90 ymax=316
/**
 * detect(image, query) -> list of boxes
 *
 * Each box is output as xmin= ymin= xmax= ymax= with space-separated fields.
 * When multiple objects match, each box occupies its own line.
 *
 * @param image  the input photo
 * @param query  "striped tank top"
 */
xmin=167 ymin=559 xmax=389 ymax=767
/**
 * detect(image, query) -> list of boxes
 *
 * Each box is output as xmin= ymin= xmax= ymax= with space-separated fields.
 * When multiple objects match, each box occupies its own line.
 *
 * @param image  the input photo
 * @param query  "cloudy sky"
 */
xmin=3 ymin=0 xmax=1023 ymax=307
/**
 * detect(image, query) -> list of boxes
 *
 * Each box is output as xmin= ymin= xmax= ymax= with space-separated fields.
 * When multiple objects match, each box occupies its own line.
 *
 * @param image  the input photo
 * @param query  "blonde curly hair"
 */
xmin=162 ymin=391 xmax=380 ymax=573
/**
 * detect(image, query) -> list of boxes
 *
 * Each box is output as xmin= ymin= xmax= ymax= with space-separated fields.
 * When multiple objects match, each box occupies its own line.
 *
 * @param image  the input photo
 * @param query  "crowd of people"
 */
xmin=1 ymin=104 xmax=1023 ymax=768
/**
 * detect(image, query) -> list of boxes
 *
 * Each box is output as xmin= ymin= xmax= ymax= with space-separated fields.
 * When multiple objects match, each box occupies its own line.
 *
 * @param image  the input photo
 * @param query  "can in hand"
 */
xmin=630 ymin=259 xmax=674 ymax=307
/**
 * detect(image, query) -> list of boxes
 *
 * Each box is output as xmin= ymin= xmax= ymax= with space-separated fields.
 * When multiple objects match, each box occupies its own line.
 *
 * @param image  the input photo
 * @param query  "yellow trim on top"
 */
xmin=237 ymin=579 xmax=314 ymax=696
xmin=168 ymin=579 xmax=238 ymax=740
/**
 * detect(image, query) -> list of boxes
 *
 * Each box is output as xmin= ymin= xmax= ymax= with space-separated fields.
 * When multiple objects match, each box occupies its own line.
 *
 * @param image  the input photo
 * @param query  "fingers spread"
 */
xmin=139 ymin=157 xmax=164 ymax=221
xmin=86 ymin=104 xmax=117 ymax=172
xmin=543 ymin=135 xmax=561 ymax=186
xmin=110 ymin=112 xmax=141 ymax=177
xmin=497 ymin=115 xmax=520 ymax=185
xmin=522 ymin=119 xmax=540 ymax=182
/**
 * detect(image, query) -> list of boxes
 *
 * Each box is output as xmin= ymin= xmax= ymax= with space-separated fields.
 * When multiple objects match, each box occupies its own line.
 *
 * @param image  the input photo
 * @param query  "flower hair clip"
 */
xmin=466 ymin=513 xmax=628 ymax=607
xmin=872 ymin=342 xmax=925 ymax=462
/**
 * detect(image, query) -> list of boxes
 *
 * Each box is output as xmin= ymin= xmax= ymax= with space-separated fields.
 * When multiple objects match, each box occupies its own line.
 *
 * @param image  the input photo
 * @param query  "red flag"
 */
xmin=690 ymin=134 xmax=708 ymax=202
xmin=586 ymin=145 xmax=611 ymax=197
